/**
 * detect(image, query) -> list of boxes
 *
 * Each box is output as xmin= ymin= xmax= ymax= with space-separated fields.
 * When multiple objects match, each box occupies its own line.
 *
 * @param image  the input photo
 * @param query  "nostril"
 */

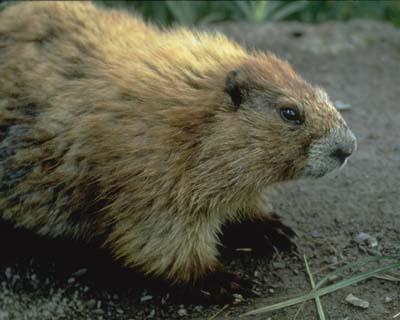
xmin=331 ymin=148 xmax=352 ymax=164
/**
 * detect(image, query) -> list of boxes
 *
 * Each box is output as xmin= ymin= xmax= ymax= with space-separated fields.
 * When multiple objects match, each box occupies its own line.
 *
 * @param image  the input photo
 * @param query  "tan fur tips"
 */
xmin=0 ymin=2 xmax=354 ymax=284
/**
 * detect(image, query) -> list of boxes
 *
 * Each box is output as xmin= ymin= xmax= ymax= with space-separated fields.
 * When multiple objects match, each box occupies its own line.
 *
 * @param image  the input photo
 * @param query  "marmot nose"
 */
xmin=330 ymin=148 xmax=352 ymax=164
xmin=330 ymin=128 xmax=356 ymax=164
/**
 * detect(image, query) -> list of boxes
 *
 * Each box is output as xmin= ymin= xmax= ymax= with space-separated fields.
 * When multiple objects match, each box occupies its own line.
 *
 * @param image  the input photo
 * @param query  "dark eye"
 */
xmin=279 ymin=107 xmax=304 ymax=125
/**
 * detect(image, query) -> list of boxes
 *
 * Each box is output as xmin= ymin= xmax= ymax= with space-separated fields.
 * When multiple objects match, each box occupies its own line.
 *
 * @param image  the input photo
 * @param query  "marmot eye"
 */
xmin=279 ymin=107 xmax=304 ymax=125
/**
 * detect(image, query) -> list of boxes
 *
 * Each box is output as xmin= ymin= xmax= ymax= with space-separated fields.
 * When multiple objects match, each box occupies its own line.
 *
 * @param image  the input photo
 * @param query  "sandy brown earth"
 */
xmin=0 ymin=19 xmax=400 ymax=320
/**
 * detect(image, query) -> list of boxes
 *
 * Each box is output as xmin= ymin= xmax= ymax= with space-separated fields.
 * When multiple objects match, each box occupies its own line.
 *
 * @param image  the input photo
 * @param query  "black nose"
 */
xmin=331 ymin=148 xmax=352 ymax=164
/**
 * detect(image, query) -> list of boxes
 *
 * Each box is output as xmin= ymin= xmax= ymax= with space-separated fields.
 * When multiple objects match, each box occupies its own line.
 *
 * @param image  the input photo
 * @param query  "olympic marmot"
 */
xmin=0 ymin=2 xmax=356 ymax=301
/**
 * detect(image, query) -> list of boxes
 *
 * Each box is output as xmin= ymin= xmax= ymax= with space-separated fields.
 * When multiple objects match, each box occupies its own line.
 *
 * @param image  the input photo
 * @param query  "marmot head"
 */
xmin=222 ymin=53 xmax=356 ymax=182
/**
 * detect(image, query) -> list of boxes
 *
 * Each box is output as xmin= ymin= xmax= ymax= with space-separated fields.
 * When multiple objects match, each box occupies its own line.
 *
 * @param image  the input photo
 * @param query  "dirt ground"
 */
xmin=0 ymin=19 xmax=399 ymax=320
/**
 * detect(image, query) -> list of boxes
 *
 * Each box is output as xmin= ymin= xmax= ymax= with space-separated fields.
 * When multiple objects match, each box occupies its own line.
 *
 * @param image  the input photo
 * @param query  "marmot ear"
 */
xmin=225 ymin=70 xmax=248 ymax=111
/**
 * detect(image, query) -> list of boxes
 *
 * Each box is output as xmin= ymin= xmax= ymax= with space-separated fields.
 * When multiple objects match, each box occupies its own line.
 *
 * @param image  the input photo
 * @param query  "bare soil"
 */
xmin=0 ymin=20 xmax=399 ymax=320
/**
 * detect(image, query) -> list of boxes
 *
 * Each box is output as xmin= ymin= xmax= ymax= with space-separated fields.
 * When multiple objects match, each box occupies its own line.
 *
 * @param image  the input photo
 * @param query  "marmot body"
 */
xmin=0 ymin=2 xmax=356 ymax=296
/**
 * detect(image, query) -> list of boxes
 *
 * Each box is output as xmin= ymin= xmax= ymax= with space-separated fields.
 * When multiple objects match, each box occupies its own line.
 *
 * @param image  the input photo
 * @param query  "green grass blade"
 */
xmin=315 ymin=255 xmax=400 ymax=289
xmin=243 ymin=259 xmax=400 ymax=317
xmin=304 ymin=255 xmax=326 ymax=320
xmin=269 ymin=0 xmax=309 ymax=21
xmin=242 ymin=294 xmax=311 ymax=316
xmin=234 ymin=0 xmax=253 ymax=21
xmin=316 ymin=261 xmax=400 ymax=297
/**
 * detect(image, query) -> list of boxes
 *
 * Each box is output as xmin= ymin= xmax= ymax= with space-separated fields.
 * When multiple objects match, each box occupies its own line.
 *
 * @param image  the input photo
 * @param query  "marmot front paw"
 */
xmin=173 ymin=270 xmax=254 ymax=305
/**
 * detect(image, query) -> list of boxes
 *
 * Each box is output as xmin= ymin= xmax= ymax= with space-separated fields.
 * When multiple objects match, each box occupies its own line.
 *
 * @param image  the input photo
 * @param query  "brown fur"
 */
xmin=0 ymin=2 xmax=345 ymax=284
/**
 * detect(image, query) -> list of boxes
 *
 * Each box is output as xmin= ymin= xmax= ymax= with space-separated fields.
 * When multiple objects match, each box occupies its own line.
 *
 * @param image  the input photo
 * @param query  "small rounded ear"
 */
xmin=225 ymin=70 xmax=248 ymax=111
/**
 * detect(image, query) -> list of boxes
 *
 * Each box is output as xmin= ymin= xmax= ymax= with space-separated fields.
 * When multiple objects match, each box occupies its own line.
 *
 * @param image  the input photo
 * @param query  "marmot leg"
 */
xmin=107 ymin=213 xmax=250 ymax=303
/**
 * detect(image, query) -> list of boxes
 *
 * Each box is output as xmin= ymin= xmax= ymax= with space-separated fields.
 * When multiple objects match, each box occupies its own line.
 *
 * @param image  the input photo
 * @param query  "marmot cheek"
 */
xmin=302 ymin=126 xmax=357 ymax=178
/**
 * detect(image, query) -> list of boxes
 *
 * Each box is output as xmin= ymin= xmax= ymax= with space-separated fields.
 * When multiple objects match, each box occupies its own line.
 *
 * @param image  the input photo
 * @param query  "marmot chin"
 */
xmin=0 ymin=2 xmax=356 ymax=301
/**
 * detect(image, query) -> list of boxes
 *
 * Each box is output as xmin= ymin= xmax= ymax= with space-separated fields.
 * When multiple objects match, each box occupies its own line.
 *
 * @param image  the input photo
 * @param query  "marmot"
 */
xmin=0 ymin=2 xmax=356 ymax=301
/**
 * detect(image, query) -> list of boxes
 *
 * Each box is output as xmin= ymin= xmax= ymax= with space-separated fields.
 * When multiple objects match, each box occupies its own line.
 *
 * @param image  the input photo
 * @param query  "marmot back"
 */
xmin=0 ymin=2 xmax=356 ymax=302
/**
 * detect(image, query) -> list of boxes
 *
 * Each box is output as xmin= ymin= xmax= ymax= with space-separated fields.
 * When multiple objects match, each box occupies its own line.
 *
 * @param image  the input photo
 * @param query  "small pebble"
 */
xmin=4 ymin=268 xmax=11 ymax=280
xmin=345 ymin=293 xmax=369 ymax=309
xmin=87 ymin=299 xmax=96 ymax=309
xmin=72 ymin=269 xmax=88 ymax=277
xmin=367 ymin=238 xmax=378 ymax=248
xmin=355 ymin=232 xmax=378 ymax=248
xmin=140 ymin=295 xmax=153 ymax=302
xmin=384 ymin=296 xmax=393 ymax=303
xmin=177 ymin=308 xmax=188 ymax=317
xmin=272 ymin=261 xmax=286 ymax=269
xmin=67 ymin=277 xmax=75 ymax=284
xmin=356 ymin=232 xmax=371 ymax=242
xmin=310 ymin=231 xmax=322 ymax=238
xmin=194 ymin=306 xmax=203 ymax=312
xmin=233 ymin=293 xmax=243 ymax=300
xmin=147 ymin=309 xmax=156 ymax=318
xmin=325 ymin=256 xmax=338 ymax=265
xmin=93 ymin=309 xmax=105 ymax=315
